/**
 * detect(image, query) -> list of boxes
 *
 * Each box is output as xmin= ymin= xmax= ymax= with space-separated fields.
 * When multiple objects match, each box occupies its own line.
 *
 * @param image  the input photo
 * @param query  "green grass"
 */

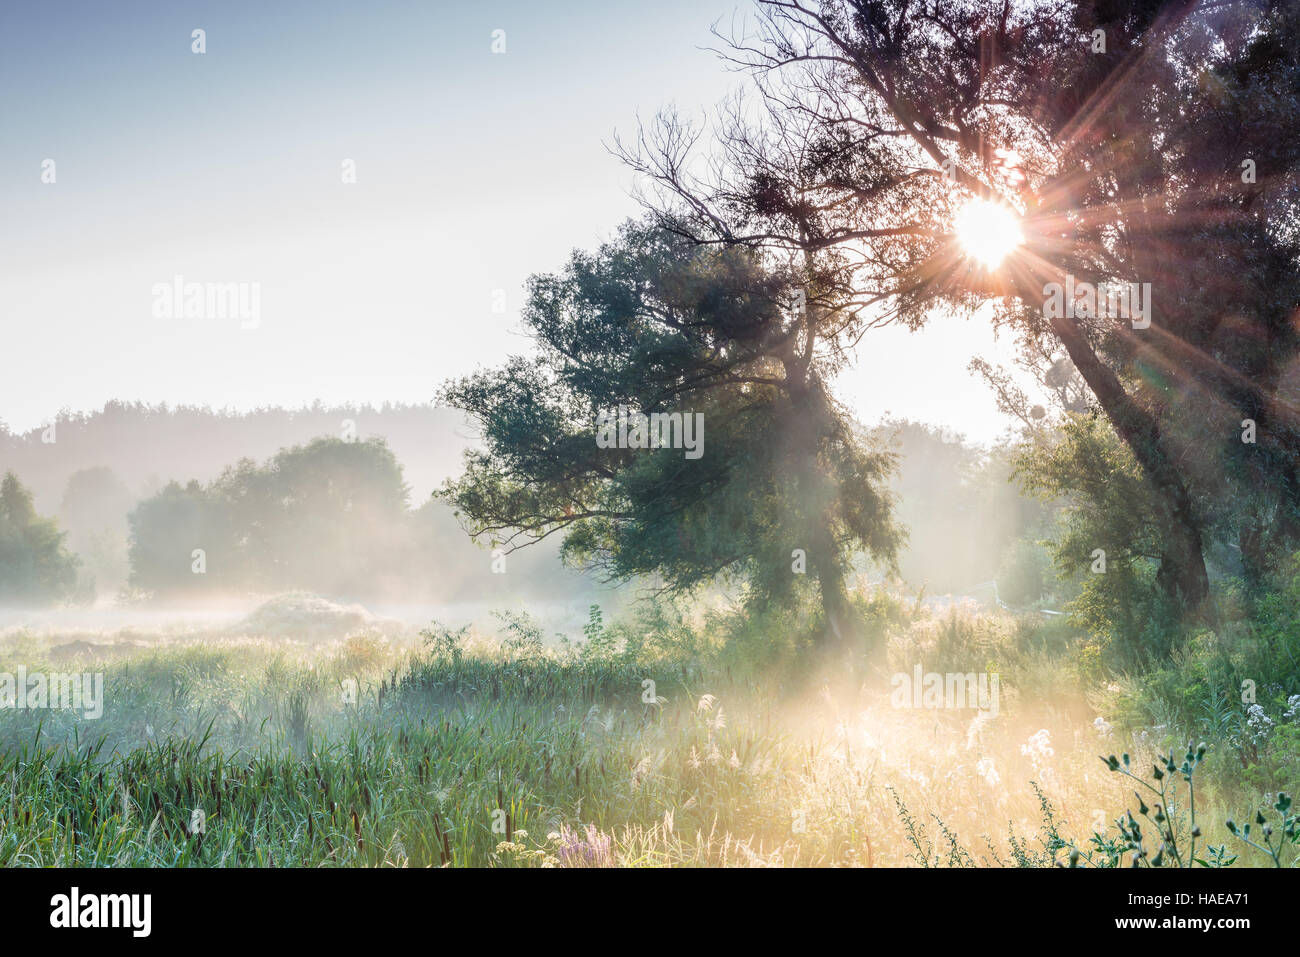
xmin=0 ymin=605 xmax=1295 ymax=867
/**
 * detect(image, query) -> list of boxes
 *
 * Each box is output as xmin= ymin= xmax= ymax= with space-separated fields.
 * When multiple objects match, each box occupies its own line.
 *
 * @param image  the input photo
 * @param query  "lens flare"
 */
xmin=955 ymin=198 xmax=1024 ymax=269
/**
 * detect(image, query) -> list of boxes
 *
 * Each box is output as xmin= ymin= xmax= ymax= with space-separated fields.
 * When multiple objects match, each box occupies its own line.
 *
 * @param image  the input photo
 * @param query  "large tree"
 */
xmin=619 ymin=0 xmax=1300 ymax=614
xmin=437 ymin=220 xmax=900 ymax=648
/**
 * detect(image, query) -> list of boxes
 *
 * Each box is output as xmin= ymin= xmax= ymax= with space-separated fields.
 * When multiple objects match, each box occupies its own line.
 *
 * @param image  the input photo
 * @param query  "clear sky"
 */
xmin=0 ymin=0 xmax=1022 ymax=444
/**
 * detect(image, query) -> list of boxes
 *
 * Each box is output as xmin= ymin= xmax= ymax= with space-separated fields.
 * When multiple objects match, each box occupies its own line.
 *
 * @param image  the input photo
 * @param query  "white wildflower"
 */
xmin=1021 ymin=729 xmax=1054 ymax=763
xmin=710 ymin=707 xmax=727 ymax=732
xmin=1246 ymin=704 xmax=1274 ymax=743
xmin=975 ymin=757 xmax=1000 ymax=787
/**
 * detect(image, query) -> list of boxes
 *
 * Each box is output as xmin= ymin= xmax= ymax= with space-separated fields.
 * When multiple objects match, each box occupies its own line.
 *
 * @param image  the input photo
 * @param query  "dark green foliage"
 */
xmin=0 ymin=472 xmax=81 ymax=604
xmin=438 ymin=221 xmax=902 ymax=648
xmin=1014 ymin=413 xmax=1182 ymax=662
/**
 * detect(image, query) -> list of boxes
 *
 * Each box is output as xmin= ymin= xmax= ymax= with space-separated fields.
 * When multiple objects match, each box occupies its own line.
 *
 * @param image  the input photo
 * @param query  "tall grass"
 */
xmin=0 ymin=601 xmax=1293 ymax=867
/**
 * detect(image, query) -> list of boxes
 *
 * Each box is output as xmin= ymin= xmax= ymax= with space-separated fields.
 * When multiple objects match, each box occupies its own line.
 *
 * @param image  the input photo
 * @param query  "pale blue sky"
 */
xmin=0 ymin=0 xmax=1021 ymax=443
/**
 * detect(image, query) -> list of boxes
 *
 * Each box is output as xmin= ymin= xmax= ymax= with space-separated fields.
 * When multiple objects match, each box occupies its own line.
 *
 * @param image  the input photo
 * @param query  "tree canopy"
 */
xmin=128 ymin=437 xmax=411 ymax=598
xmin=614 ymin=0 xmax=1300 ymax=618
xmin=438 ymin=220 xmax=901 ymax=646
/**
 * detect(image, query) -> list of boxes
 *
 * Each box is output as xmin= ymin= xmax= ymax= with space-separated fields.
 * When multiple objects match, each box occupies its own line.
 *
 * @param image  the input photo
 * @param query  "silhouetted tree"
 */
xmin=438 ymin=220 xmax=901 ymax=649
xmin=618 ymin=0 xmax=1300 ymax=616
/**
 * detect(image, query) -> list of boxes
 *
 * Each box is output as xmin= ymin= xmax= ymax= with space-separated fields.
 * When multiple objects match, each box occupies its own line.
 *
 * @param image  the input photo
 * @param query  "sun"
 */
xmin=954 ymin=198 xmax=1024 ymax=269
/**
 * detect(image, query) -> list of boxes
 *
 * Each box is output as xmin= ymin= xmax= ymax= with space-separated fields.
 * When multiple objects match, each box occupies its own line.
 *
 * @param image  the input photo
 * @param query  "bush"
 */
xmin=0 ymin=472 xmax=82 ymax=605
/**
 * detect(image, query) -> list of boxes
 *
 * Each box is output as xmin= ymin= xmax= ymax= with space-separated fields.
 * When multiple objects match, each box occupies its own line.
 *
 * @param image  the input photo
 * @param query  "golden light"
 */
xmin=954 ymin=198 xmax=1024 ymax=269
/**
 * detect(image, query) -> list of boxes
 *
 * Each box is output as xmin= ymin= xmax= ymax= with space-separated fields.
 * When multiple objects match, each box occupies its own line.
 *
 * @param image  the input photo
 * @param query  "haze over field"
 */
xmin=1 ymin=0 xmax=1298 ymax=882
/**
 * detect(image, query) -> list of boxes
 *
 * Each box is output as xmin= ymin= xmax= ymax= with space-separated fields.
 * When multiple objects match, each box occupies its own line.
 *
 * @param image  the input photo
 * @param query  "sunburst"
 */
xmin=955 ymin=198 xmax=1024 ymax=269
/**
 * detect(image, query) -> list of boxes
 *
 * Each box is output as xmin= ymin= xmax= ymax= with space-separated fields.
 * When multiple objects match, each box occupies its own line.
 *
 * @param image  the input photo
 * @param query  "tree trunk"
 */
xmin=810 ymin=518 xmax=853 ymax=651
xmin=783 ymin=374 xmax=859 ymax=653
xmin=1237 ymin=516 xmax=1267 ymax=595
xmin=1006 ymin=260 xmax=1211 ymax=611
xmin=1043 ymin=309 xmax=1210 ymax=610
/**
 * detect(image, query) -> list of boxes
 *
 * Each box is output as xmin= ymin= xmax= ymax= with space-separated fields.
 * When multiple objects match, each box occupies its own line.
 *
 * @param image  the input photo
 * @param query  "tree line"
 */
xmin=1 ymin=420 xmax=1076 ymax=612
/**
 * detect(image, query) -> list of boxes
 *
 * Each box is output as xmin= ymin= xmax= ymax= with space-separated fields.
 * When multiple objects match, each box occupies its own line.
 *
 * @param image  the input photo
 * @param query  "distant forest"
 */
xmin=0 ymin=401 xmax=1069 ymax=610
xmin=0 ymin=401 xmax=470 ymax=511
xmin=0 ymin=402 xmax=607 ymax=606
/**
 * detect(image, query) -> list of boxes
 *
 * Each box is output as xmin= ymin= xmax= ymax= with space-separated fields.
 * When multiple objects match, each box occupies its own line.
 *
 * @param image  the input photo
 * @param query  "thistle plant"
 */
xmin=1075 ymin=743 xmax=1208 ymax=867
xmin=1097 ymin=738 xmax=1206 ymax=868
xmin=1068 ymin=743 xmax=1293 ymax=868
xmin=1225 ymin=792 xmax=1297 ymax=868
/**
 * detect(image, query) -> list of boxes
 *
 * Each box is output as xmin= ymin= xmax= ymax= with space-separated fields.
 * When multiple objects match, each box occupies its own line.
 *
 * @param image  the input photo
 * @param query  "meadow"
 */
xmin=1 ymin=592 xmax=1293 ymax=868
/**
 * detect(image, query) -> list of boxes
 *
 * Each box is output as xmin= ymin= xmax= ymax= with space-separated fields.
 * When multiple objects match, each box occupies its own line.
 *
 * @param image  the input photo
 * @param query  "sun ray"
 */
xmin=955 ymin=199 xmax=1024 ymax=269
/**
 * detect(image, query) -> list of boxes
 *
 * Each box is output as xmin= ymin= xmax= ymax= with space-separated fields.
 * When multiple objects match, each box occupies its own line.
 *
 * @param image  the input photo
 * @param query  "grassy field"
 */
xmin=0 ymin=596 xmax=1294 ymax=867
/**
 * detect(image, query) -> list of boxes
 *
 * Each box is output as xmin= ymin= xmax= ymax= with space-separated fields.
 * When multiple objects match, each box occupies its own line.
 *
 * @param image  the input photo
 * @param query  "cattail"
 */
xmin=432 ymin=812 xmax=450 ymax=865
